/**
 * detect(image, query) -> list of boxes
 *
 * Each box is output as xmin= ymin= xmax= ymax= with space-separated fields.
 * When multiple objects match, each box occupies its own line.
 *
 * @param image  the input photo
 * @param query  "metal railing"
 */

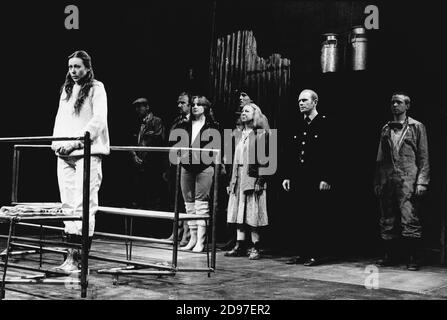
xmin=5 ymin=140 xmax=220 ymax=284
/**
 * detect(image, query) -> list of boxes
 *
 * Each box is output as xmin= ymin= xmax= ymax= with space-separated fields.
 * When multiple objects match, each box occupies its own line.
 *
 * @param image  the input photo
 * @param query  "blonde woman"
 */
xmin=225 ymin=103 xmax=270 ymax=260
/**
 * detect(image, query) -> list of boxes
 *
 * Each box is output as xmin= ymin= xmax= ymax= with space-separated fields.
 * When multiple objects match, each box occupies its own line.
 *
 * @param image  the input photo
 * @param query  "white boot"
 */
xmin=193 ymin=226 xmax=207 ymax=252
xmin=181 ymin=226 xmax=197 ymax=250
xmin=192 ymin=201 xmax=209 ymax=252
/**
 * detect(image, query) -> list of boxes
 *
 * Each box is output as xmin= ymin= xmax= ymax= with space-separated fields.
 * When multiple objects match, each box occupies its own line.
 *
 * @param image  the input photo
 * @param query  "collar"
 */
xmin=304 ymin=111 xmax=318 ymax=122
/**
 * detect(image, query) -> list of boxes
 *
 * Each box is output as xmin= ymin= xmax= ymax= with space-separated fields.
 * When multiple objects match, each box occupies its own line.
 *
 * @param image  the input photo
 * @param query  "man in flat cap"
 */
xmin=131 ymin=97 xmax=166 ymax=209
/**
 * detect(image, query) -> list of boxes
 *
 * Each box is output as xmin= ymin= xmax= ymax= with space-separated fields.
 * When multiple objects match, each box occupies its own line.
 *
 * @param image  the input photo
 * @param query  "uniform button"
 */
xmin=300 ymin=160 xmax=305 ymax=163
xmin=294 ymin=136 xmax=297 ymax=139
xmin=301 ymin=151 xmax=305 ymax=155
xmin=314 ymin=135 xmax=318 ymax=138
xmin=302 ymin=141 xmax=305 ymax=145
xmin=303 ymin=132 xmax=307 ymax=136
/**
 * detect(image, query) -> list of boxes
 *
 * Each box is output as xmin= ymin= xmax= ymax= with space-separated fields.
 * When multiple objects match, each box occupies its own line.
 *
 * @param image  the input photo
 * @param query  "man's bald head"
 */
xmin=300 ymin=89 xmax=319 ymax=102
xmin=298 ymin=89 xmax=319 ymax=115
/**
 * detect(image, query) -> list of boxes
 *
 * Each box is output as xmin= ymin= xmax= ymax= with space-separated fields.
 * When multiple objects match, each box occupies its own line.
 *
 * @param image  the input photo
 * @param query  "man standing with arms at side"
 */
xmin=131 ymin=97 xmax=166 ymax=210
xmin=164 ymin=92 xmax=191 ymax=244
xmin=282 ymin=89 xmax=335 ymax=266
xmin=374 ymin=92 xmax=429 ymax=271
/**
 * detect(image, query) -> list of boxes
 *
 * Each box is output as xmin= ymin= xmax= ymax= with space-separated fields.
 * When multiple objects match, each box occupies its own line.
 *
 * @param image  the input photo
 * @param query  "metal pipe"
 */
xmin=124 ymin=217 xmax=129 ymax=260
xmin=88 ymin=254 xmax=173 ymax=271
xmin=97 ymin=207 xmax=208 ymax=220
xmin=0 ymin=136 xmax=84 ymax=143
xmin=94 ymin=232 xmax=173 ymax=245
xmin=8 ymin=242 xmax=67 ymax=255
xmin=2 ymin=279 xmax=81 ymax=285
xmin=14 ymin=224 xmax=176 ymax=246
xmin=172 ymin=151 xmax=181 ymax=269
xmin=0 ymin=250 xmax=37 ymax=257
xmin=1 ymin=220 xmax=16 ymax=299
xmin=0 ymin=235 xmax=80 ymax=248
xmin=129 ymin=217 xmax=133 ymax=261
xmin=109 ymin=146 xmax=218 ymax=153
xmin=211 ymin=152 xmax=220 ymax=270
xmin=12 ymin=202 xmax=61 ymax=206
xmin=176 ymin=268 xmax=215 ymax=273
xmin=0 ymin=262 xmax=71 ymax=277
xmin=16 ymin=222 xmax=63 ymax=231
xmin=93 ymin=239 xmax=207 ymax=255
xmin=13 ymin=144 xmax=220 ymax=153
xmin=39 ymin=225 xmax=43 ymax=268
xmin=11 ymin=148 xmax=20 ymax=203
xmin=81 ymin=131 xmax=91 ymax=299
xmin=96 ymin=270 xmax=176 ymax=276
xmin=442 ymin=140 xmax=447 ymax=264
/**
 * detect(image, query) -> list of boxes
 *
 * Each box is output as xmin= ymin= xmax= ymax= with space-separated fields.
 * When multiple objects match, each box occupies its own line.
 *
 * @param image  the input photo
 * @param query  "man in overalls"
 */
xmin=374 ymin=92 xmax=430 ymax=271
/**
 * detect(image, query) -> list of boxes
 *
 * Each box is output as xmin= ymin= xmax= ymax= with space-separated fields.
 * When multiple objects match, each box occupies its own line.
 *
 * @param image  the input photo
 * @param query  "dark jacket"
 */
xmin=283 ymin=113 xmax=335 ymax=188
xmin=132 ymin=113 xmax=166 ymax=165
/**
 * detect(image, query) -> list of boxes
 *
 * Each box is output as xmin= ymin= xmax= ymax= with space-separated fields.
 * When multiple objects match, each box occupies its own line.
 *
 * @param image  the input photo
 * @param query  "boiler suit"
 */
xmin=374 ymin=117 xmax=430 ymax=240
xmin=52 ymin=80 xmax=110 ymax=237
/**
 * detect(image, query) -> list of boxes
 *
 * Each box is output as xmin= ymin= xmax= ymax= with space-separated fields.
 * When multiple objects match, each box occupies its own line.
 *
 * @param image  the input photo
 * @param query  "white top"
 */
xmin=51 ymin=80 xmax=110 ymax=156
xmin=191 ymin=116 xmax=206 ymax=143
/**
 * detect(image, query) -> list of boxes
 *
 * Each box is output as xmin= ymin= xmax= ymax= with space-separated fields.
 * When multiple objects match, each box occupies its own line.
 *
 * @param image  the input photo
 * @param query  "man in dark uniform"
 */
xmin=282 ymin=89 xmax=334 ymax=266
xmin=131 ymin=97 xmax=166 ymax=209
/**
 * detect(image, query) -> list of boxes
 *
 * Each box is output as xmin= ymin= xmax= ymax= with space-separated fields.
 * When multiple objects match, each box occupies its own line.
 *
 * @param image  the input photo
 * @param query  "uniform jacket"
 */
xmin=374 ymin=116 xmax=430 ymax=187
xmin=283 ymin=113 xmax=335 ymax=187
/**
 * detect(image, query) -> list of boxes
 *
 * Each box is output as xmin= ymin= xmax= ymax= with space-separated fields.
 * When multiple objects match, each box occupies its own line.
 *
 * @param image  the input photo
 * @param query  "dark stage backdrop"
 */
xmin=0 ymin=1 xmax=444 ymax=259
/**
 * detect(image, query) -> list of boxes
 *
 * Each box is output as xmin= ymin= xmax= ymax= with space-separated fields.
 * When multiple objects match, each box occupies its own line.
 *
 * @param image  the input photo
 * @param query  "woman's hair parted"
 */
xmin=61 ymin=50 xmax=95 ymax=115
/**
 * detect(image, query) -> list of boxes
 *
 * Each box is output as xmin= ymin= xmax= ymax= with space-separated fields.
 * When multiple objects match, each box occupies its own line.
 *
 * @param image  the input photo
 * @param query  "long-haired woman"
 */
xmin=225 ymin=103 xmax=270 ymax=260
xmin=175 ymin=95 xmax=219 ymax=252
xmin=51 ymin=50 xmax=109 ymax=272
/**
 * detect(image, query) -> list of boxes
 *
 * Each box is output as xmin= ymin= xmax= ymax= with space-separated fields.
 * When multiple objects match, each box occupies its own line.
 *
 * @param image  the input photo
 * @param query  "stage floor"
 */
xmin=2 ymin=239 xmax=447 ymax=300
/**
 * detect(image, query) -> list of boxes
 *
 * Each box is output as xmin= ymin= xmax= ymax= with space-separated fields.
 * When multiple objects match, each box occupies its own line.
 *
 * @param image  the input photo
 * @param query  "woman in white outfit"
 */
xmin=51 ymin=50 xmax=110 ymax=272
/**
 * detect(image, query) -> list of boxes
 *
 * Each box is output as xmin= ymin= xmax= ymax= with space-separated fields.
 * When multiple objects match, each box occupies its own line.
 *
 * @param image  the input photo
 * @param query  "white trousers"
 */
xmin=57 ymin=156 xmax=102 ymax=237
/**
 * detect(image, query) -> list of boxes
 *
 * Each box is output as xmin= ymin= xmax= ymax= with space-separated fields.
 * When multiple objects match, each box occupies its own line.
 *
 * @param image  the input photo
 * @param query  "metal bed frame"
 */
xmin=0 ymin=133 xmax=91 ymax=299
xmin=1 ymin=138 xmax=220 ymax=299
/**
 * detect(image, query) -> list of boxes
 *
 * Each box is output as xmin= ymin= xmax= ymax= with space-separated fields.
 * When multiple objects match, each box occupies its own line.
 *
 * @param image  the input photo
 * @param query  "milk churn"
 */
xmin=321 ymin=33 xmax=339 ymax=73
xmin=350 ymin=26 xmax=367 ymax=71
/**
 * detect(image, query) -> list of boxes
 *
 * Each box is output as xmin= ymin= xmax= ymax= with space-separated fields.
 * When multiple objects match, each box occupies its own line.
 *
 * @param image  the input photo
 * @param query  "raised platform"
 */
xmin=2 ymin=239 xmax=447 ymax=300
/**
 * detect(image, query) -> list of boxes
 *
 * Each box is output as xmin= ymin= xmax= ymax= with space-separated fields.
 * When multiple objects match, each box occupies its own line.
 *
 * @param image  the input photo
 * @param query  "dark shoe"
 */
xmin=406 ymin=256 xmax=420 ymax=271
xmin=304 ymin=258 xmax=321 ymax=267
xmin=285 ymin=256 xmax=305 ymax=265
xmin=248 ymin=248 xmax=260 ymax=260
xmin=224 ymin=245 xmax=245 ymax=257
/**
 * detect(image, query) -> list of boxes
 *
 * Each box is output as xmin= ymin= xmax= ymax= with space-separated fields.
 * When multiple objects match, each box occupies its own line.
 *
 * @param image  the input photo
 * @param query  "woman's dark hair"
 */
xmin=192 ymin=95 xmax=211 ymax=116
xmin=61 ymin=50 xmax=95 ymax=115
xmin=191 ymin=95 xmax=219 ymax=125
